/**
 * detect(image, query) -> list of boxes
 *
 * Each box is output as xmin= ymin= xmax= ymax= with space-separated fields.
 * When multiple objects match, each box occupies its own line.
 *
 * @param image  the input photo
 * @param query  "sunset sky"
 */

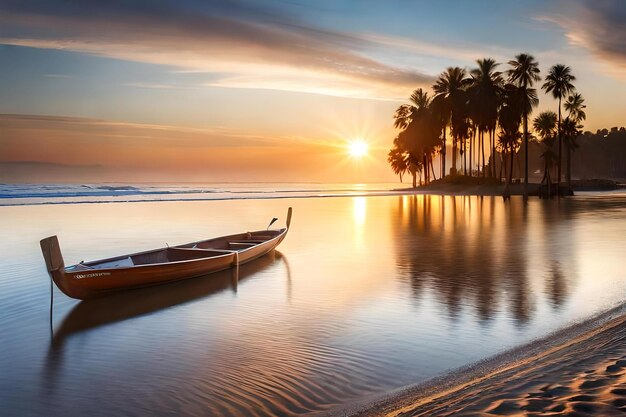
xmin=1 ymin=0 xmax=625 ymax=183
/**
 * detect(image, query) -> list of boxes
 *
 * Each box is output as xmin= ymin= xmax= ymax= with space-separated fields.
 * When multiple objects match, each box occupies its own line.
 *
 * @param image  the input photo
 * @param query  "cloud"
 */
xmin=360 ymin=33 xmax=509 ymax=63
xmin=0 ymin=1 xmax=435 ymax=99
xmin=0 ymin=114 xmax=296 ymax=150
xmin=123 ymin=82 xmax=181 ymax=90
xmin=43 ymin=73 xmax=71 ymax=78
xmin=539 ymin=0 xmax=626 ymax=75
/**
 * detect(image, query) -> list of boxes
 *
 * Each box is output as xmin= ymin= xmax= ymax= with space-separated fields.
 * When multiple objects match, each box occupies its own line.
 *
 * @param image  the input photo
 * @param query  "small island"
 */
xmin=388 ymin=57 xmax=626 ymax=198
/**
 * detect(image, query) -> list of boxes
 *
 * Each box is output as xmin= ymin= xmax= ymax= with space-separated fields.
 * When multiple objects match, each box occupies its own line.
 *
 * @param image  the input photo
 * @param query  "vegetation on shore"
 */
xmin=395 ymin=175 xmax=623 ymax=196
xmin=387 ymin=54 xmax=591 ymax=198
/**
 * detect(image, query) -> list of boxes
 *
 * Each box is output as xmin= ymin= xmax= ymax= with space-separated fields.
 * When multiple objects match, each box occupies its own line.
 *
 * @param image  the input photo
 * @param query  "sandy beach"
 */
xmin=345 ymin=306 xmax=626 ymax=417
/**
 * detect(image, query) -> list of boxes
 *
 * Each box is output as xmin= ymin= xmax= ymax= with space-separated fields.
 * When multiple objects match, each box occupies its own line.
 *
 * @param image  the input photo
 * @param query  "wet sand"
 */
xmin=343 ymin=306 xmax=626 ymax=417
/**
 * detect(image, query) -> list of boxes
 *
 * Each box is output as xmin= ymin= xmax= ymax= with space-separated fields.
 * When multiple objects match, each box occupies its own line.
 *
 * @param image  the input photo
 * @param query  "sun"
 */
xmin=347 ymin=140 xmax=369 ymax=158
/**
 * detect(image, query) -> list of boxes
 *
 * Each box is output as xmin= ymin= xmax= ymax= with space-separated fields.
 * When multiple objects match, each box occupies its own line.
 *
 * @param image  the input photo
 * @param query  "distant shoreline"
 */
xmin=394 ymin=178 xmax=626 ymax=196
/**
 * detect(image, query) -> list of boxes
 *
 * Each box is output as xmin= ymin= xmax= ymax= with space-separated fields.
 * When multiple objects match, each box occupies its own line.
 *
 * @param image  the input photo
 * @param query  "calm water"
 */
xmin=1 ymin=192 xmax=625 ymax=416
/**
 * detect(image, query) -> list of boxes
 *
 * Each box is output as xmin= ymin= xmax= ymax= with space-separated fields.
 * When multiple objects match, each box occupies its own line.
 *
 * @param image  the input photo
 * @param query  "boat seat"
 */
xmin=228 ymin=242 xmax=257 ymax=247
xmin=66 ymin=263 xmax=93 ymax=271
xmin=92 ymin=256 xmax=135 ymax=269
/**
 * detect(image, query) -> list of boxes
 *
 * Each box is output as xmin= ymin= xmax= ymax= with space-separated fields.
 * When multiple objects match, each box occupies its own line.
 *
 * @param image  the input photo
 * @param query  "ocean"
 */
xmin=1 ymin=184 xmax=625 ymax=416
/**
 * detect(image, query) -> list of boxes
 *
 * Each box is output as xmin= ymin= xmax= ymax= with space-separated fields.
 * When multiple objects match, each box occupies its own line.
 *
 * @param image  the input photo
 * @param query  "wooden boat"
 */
xmin=40 ymin=208 xmax=292 ymax=300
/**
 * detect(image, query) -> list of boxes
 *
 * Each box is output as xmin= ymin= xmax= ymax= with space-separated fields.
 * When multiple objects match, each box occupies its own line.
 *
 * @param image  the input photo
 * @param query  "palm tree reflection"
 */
xmin=547 ymin=261 xmax=567 ymax=308
xmin=393 ymin=195 xmax=572 ymax=324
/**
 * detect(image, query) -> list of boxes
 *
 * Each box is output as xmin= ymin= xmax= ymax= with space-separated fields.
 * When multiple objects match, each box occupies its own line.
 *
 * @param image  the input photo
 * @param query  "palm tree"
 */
xmin=469 ymin=58 xmax=504 ymax=178
xmin=542 ymin=64 xmax=576 ymax=191
xmin=391 ymin=89 xmax=440 ymax=187
xmin=533 ymin=111 xmax=557 ymax=140
xmin=404 ymin=100 xmax=441 ymax=185
xmin=563 ymin=93 xmax=586 ymax=191
xmin=433 ymin=67 xmax=471 ymax=176
xmin=388 ymin=145 xmax=408 ymax=183
xmin=393 ymin=88 xmax=431 ymax=129
xmin=564 ymin=93 xmax=586 ymax=123
xmin=507 ymin=53 xmax=541 ymax=199
xmin=389 ymin=136 xmax=421 ymax=188
xmin=393 ymin=105 xmax=413 ymax=130
xmin=533 ymin=111 xmax=557 ymax=196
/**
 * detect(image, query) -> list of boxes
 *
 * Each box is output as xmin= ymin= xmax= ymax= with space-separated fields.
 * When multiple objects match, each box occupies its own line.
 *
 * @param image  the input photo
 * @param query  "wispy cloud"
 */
xmin=43 ymin=73 xmax=71 ymax=78
xmin=123 ymin=82 xmax=181 ymax=90
xmin=537 ymin=0 xmax=626 ymax=77
xmin=0 ymin=114 xmax=293 ymax=149
xmin=0 ymin=1 xmax=437 ymax=99
xmin=360 ymin=33 xmax=510 ymax=63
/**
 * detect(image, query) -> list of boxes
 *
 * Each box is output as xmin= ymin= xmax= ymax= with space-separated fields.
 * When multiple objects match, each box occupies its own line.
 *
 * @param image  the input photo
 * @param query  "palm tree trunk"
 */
xmin=476 ymin=130 xmax=480 ymax=176
xmin=431 ymin=157 xmax=437 ymax=181
xmin=485 ymin=129 xmax=495 ymax=177
xmin=481 ymin=131 xmax=485 ymax=177
xmin=461 ymin=139 xmax=467 ymax=175
xmin=499 ymin=151 xmax=504 ymax=181
xmin=523 ymin=110 xmax=529 ymax=200
xmin=491 ymin=129 xmax=496 ymax=178
xmin=463 ymin=138 xmax=470 ymax=175
xmin=452 ymin=138 xmax=457 ymax=175
xmin=557 ymin=97 xmax=562 ymax=192
xmin=504 ymin=148 xmax=512 ymax=199
xmin=439 ymin=153 xmax=443 ymax=179
xmin=566 ymin=145 xmax=572 ymax=192
xmin=509 ymin=147 xmax=515 ymax=184
xmin=487 ymin=129 xmax=496 ymax=177
xmin=442 ymin=126 xmax=447 ymax=178
xmin=469 ymin=129 xmax=474 ymax=176
xmin=412 ymin=170 xmax=417 ymax=188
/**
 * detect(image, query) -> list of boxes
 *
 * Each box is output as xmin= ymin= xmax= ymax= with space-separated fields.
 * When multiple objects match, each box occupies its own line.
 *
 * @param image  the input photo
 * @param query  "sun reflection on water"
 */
xmin=353 ymin=196 xmax=367 ymax=225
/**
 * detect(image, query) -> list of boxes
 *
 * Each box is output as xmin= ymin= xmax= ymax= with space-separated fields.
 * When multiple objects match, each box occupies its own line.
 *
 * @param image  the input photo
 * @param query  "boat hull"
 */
xmin=52 ymin=251 xmax=237 ymax=299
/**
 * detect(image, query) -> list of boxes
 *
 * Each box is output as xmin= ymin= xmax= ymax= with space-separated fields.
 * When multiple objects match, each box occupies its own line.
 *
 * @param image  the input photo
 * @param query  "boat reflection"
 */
xmin=41 ymin=251 xmax=288 ymax=406
xmin=51 ymin=251 xmax=287 ymax=348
